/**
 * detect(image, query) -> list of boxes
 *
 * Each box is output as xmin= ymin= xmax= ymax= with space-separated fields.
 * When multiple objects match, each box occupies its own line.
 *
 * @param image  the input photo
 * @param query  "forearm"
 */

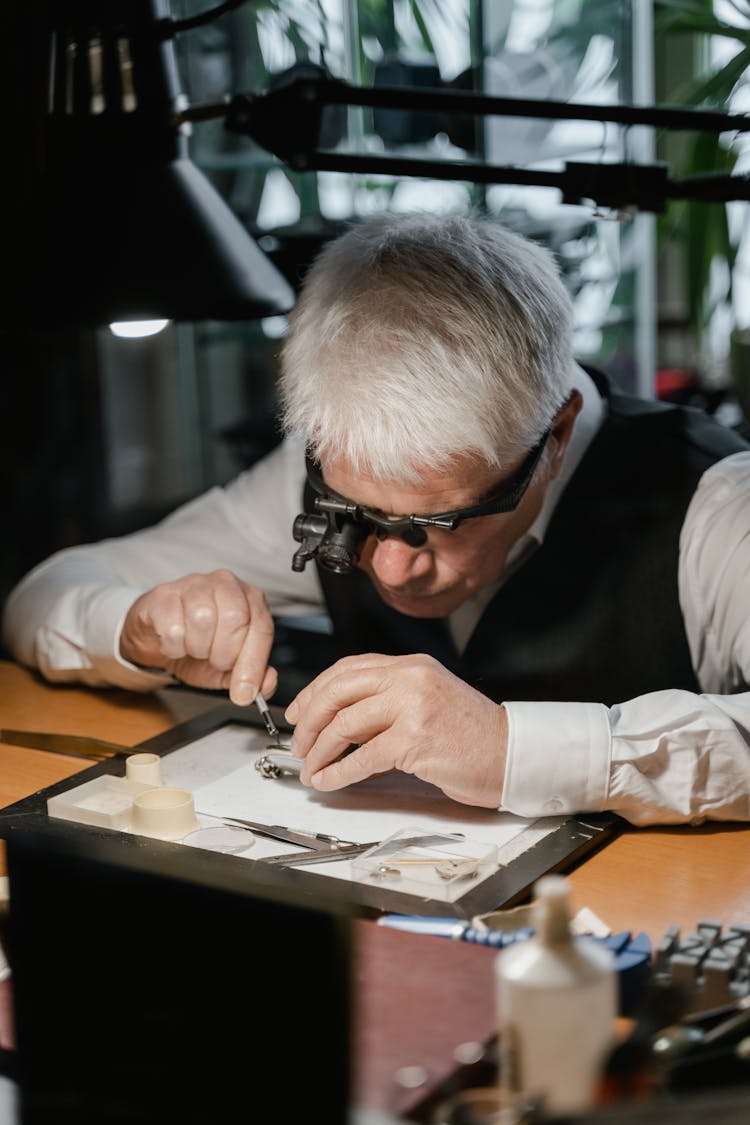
xmin=2 ymin=550 xmax=172 ymax=690
xmin=502 ymin=688 xmax=750 ymax=826
xmin=2 ymin=442 xmax=321 ymax=690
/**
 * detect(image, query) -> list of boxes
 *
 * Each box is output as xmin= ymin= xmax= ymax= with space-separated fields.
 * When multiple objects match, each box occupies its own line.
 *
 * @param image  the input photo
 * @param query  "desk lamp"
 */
xmin=6 ymin=0 xmax=295 ymax=329
xmin=9 ymin=0 xmax=750 ymax=332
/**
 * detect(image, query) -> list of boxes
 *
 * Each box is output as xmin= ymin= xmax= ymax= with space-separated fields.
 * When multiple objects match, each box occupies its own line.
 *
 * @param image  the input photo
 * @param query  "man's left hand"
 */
xmin=284 ymin=653 xmax=507 ymax=808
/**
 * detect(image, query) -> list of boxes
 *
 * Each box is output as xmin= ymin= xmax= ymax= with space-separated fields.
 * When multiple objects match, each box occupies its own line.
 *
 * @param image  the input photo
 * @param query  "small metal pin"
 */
xmin=373 ymin=865 xmax=402 ymax=879
xmin=254 ymin=691 xmax=280 ymax=740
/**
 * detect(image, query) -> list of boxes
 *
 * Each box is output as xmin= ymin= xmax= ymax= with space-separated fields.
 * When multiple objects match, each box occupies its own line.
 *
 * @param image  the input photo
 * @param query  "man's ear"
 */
xmin=546 ymin=390 xmax=583 ymax=478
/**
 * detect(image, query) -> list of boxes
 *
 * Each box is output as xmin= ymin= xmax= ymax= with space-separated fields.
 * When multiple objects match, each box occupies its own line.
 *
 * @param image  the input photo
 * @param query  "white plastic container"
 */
xmin=131 ymin=787 xmax=200 ymax=841
xmin=125 ymin=752 xmax=164 ymax=786
xmin=495 ymin=874 xmax=616 ymax=1117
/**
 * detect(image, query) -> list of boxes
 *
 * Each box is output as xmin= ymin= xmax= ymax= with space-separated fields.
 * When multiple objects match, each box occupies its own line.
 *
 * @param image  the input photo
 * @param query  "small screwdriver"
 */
xmin=255 ymin=690 xmax=280 ymax=740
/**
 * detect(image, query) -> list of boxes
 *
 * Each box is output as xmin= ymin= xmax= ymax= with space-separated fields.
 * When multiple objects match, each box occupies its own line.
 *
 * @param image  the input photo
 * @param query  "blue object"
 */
xmin=377 ymin=915 xmax=652 ymax=1015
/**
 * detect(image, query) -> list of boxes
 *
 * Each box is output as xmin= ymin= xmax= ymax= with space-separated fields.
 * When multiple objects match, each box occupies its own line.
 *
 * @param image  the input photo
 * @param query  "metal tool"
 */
xmin=0 ymin=728 xmax=132 ymax=759
xmin=260 ymin=841 xmax=384 ymax=866
xmin=1 ymin=722 xmax=288 ymax=762
xmin=255 ymin=741 xmax=355 ymax=779
xmin=260 ymin=832 xmax=461 ymax=867
xmin=254 ymin=691 xmax=281 ymax=740
xmin=194 ymin=811 xmax=376 ymax=854
xmin=255 ymin=746 xmax=300 ymax=779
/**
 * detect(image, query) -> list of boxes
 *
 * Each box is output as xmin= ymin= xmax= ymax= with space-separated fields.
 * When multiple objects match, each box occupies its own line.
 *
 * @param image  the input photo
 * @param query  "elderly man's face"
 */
xmin=320 ymin=455 xmax=543 ymax=617
xmin=319 ymin=393 xmax=581 ymax=618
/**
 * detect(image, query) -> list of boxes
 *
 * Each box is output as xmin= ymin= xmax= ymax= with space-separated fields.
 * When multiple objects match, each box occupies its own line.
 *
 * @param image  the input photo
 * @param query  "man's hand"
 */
xmin=120 ymin=570 xmax=277 ymax=705
xmin=284 ymin=653 xmax=507 ymax=808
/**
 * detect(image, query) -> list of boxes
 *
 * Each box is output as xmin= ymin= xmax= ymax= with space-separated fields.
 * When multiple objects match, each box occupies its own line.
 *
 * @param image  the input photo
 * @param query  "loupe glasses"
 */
xmin=291 ymin=428 xmax=551 ymax=574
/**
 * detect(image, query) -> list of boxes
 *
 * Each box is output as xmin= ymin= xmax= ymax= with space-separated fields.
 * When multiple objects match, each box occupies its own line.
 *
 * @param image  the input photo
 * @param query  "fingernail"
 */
xmin=285 ymin=701 xmax=299 ymax=723
xmin=233 ymin=681 xmax=257 ymax=707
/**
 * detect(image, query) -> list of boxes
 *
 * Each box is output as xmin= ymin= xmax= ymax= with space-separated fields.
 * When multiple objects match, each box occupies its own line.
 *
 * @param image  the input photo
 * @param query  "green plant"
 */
xmin=654 ymin=0 xmax=750 ymax=396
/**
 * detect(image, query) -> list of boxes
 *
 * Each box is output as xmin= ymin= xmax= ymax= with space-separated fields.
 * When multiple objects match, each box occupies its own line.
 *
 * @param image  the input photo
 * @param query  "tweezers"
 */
xmin=260 ymin=832 xmax=461 ymax=867
xmin=260 ymin=842 xmax=382 ymax=866
xmin=195 ymin=811 xmax=380 ymax=855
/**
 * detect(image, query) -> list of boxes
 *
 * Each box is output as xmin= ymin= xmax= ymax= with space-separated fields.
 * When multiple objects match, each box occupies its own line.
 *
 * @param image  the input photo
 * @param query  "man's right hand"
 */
xmin=120 ymin=570 xmax=277 ymax=706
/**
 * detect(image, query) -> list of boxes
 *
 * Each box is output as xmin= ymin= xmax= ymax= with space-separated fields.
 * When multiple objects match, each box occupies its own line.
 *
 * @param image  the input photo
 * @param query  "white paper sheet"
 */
xmin=157 ymin=721 xmax=565 ymax=890
xmin=194 ymin=759 xmax=532 ymax=848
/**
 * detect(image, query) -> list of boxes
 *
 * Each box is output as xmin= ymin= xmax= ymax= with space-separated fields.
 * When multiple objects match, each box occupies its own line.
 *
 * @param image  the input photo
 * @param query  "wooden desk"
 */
xmin=4 ymin=661 xmax=750 ymax=941
xmin=3 ymin=659 xmax=750 ymax=1120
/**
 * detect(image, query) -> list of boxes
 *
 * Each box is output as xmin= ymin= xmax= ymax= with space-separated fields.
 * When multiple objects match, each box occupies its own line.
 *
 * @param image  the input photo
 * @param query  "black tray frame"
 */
xmin=0 ymin=701 xmax=620 ymax=919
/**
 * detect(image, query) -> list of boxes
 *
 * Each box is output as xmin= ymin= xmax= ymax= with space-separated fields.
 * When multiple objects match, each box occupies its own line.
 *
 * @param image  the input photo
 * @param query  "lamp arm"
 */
xmin=177 ymin=70 xmax=750 ymax=213
xmin=182 ymin=72 xmax=750 ymax=142
xmin=311 ymin=76 xmax=750 ymax=136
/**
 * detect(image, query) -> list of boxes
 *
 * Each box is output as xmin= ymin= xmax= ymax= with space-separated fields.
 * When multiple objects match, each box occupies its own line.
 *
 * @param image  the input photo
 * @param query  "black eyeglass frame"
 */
xmin=304 ymin=425 xmax=552 ymax=549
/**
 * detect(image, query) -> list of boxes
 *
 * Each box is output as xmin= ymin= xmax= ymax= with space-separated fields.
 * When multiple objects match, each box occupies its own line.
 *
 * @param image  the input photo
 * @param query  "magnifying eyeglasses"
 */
xmin=291 ymin=428 xmax=551 ymax=575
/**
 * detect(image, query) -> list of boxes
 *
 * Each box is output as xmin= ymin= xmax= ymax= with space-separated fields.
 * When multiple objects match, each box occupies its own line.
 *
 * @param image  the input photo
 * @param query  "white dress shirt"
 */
xmin=3 ymin=368 xmax=750 ymax=826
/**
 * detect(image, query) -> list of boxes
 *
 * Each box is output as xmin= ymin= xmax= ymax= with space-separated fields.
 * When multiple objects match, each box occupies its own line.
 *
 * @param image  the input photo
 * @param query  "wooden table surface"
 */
xmin=0 ymin=661 xmax=217 ymax=871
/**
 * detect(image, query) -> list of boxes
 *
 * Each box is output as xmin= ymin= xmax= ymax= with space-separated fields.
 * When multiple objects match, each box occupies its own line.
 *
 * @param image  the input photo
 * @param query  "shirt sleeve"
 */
xmin=679 ymin=450 xmax=750 ymax=693
xmin=502 ymin=690 xmax=750 ymax=826
xmin=502 ymin=452 xmax=750 ymax=827
xmin=1 ymin=438 xmax=325 ymax=689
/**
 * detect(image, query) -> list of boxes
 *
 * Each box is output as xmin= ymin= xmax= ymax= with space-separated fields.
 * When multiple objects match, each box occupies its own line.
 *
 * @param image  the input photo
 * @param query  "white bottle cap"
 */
xmin=532 ymin=874 xmax=572 ymax=946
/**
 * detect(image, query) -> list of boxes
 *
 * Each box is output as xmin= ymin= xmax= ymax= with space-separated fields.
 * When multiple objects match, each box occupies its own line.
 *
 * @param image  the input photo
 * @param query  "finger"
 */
xmin=308 ymin=731 xmax=396 ymax=791
xmin=260 ymin=664 xmax=278 ymax=700
xmin=181 ymin=578 xmax=220 ymax=660
xmin=208 ymin=576 xmax=256 ymax=671
xmin=162 ymin=654 xmax=271 ymax=703
xmin=291 ymin=663 xmax=398 ymax=756
xmin=147 ymin=590 xmax=189 ymax=661
xmin=286 ymin=654 xmax=400 ymax=728
xmin=299 ymin=694 xmax=388 ymax=782
xmin=164 ymin=655 xmax=233 ymax=692
xmin=229 ymin=586 xmax=276 ymax=706
xmin=286 ymin=654 xmax=397 ymax=716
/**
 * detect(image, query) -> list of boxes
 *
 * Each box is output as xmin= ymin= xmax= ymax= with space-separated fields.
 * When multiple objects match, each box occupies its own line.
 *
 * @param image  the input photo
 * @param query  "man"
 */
xmin=4 ymin=211 xmax=750 ymax=825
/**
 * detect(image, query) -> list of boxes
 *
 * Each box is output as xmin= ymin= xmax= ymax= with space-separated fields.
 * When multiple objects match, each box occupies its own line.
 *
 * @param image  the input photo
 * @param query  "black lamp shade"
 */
xmin=47 ymin=149 xmax=296 ymax=326
xmin=9 ymin=0 xmax=295 ymax=327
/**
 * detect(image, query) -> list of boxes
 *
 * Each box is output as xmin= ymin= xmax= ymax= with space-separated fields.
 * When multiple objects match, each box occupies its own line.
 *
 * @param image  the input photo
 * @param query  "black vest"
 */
xmin=309 ymin=370 xmax=749 ymax=706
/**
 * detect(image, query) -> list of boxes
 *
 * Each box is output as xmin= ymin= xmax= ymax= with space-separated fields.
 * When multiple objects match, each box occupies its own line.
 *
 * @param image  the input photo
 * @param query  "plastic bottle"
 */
xmin=495 ymin=874 xmax=617 ymax=1117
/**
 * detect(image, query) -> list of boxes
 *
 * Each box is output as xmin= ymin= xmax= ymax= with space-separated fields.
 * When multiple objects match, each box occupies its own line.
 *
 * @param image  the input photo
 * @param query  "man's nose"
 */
xmin=369 ymin=535 xmax=432 ymax=584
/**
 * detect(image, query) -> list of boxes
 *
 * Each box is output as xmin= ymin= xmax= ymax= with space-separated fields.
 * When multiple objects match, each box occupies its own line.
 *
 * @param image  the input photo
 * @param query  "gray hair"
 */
xmin=279 ymin=210 xmax=575 ymax=483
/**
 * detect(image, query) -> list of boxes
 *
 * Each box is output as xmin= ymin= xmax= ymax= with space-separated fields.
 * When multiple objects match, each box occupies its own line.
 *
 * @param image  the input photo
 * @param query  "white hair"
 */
xmin=279 ymin=210 xmax=575 ymax=483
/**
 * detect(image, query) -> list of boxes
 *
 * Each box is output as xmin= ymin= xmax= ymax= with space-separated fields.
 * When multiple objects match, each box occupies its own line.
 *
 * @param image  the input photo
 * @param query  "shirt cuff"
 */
xmin=501 ymin=700 xmax=612 ymax=817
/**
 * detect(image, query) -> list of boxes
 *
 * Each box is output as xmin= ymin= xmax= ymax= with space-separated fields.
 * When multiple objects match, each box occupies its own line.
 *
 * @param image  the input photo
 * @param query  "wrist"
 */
xmin=495 ymin=703 xmax=509 ymax=805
